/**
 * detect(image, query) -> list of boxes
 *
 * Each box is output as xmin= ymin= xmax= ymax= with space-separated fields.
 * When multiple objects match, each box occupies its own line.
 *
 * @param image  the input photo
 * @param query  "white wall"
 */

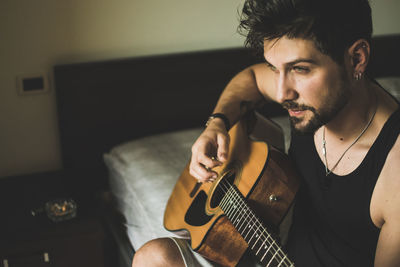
xmin=0 ymin=0 xmax=399 ymax=178
xmin=371 ymin=0 xmax=400 ymax=35
xmin=0 ymin=0 xmax=245 ymax=178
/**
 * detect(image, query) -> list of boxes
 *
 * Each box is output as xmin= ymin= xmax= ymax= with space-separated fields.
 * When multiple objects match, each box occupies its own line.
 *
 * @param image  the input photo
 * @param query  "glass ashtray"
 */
xmin=44 ymin=198 xmax=77 ymax=222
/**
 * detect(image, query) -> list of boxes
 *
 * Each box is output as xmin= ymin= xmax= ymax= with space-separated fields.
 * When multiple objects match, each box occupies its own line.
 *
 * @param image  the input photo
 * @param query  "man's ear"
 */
xmin=348 ymin=39 xmax=370 ymax=78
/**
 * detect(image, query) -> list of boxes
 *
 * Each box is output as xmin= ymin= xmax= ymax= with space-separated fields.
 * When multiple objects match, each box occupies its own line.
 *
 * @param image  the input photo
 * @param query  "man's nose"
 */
xmin=276 ymin=74 xmax=298 ymax=103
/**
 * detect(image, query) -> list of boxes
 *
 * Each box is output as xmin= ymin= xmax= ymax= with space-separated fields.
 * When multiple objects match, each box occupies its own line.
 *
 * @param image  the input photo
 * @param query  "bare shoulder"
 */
xmin=374 ymin=134 xmax=400 ymax=226
xmin=382 ymin=134 xmax=400 ymax=190
xmin=374 ymin=134 xmax=400 ymax=266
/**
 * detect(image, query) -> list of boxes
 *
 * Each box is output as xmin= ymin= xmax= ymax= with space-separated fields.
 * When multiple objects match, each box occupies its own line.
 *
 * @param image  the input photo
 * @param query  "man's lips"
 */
xmin=288 ymin=109 xmax=306 ymax=117
xmin=282 ymin=101 xmax=314 ymax=117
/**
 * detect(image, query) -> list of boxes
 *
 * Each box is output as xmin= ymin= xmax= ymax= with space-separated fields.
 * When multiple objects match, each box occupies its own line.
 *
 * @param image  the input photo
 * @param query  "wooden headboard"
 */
xmin=54 ymin=35 xmax=400 ymax=196
xmin=54 ymin=48 xmax=267 ymax=194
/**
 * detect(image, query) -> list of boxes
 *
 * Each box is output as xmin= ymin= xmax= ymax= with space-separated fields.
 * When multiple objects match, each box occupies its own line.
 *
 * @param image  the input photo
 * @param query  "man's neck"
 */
xmin=322 ymin=79 xmax=376 ymax=143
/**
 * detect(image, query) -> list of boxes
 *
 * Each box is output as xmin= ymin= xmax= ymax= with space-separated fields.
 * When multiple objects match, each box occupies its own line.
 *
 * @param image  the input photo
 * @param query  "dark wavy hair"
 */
xmin=238 ymin=0 xmax=372 ymax=64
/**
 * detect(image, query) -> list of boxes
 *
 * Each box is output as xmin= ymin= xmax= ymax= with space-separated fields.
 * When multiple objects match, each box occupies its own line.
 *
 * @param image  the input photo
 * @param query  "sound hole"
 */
xmin=184 ymin=190 xmax=213 ymax=226
xmin=209 ymin=171 xmax=236 ymax=209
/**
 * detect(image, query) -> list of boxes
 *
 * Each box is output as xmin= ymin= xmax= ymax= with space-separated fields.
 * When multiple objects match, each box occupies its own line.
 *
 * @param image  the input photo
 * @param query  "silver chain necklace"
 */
xmin=322 ymin=105 xmax=377 ymax=176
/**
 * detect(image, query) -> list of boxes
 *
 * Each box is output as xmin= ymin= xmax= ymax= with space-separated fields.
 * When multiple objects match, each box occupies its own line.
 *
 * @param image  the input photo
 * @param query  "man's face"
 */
xmin=263 ymin=37 xmax=351 ymax=133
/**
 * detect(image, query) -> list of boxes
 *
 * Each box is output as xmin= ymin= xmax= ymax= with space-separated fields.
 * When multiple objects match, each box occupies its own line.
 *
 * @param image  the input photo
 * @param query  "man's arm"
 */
xmin=374 ymin=137 xmax=400 ymax=266
xmin=189 ymin=63 xmax=274 ymax=182
xmin=211 ymin=64 xmax=269 ymax=128
xmin=375 ymin=218 xmax=400 ymax=266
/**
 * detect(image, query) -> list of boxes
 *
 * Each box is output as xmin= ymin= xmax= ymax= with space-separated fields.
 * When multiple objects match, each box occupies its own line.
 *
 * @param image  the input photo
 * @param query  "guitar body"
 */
xmin=164 ymin=118 xmax=300 ymax=267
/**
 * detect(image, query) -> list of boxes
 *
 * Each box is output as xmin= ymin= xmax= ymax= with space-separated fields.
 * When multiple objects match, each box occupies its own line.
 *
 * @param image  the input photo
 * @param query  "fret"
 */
xmin=237 ymin=208 xmax=252 ymax=233
xmin=223 ymin=188 xmax=244 ymax=227
xmin=258 ymin=242 xmax=291 ymax=267
xmin=235 ymin=214 xmax=249 ymax=235
xmin=255 ymin=235 xmax=274 ymax=256
xmin=251 ymin=231 xmax=264 ymax=250
xmin=247 ymin=217 xmax=268 ymax=246
xmin=247 ymin=223 xmax=262 ymax=245
xmin=256 ymin=238 xmax=267 ymax=255
xmin=237 ymin=209 xmax=264 ymax=245
xmin=266 ymin=249 xmax=280 ymax=266
xmin=277 ymin=255 xmax=288 ymax=267
xmin=229 ymin=202 xmax=244 ymax=225
xmin=227 ymin=189 xmax=243 ymax=223
xmin=260 ymin=240 xmax=276 ymax=262
xmin=252 ymin=229 xmax=289 ymax=266
xmin=233 ymin=215 xmax=243 ymax=227
xmin=244 ymin=214 xmax=258 ymax=240
xmin=231 ymin=207 xmax=247 ymax=230
xmin=247 ymin=227 xmax=265 ymax=247
xmin=250 ymin=229 xmax=271 ymax=251
xmin=224 ymin=188 xmax=249 ymax=231
xmin=243 ymin=223 xmax=255 ymax=240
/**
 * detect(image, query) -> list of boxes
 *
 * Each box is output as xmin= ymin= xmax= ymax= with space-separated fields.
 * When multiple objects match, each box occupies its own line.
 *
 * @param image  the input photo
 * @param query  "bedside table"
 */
xmin=0 ymin=171 xmax=115 ymax=267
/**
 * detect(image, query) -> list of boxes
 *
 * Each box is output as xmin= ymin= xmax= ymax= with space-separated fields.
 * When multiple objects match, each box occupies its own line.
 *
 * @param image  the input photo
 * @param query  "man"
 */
xmin=132 ymin=0 xmax=400 ymax=266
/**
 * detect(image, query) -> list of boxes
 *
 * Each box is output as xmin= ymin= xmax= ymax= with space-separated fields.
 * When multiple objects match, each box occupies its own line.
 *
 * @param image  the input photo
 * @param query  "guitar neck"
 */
xmin=219 ymin=183 xmax=294 ymax=267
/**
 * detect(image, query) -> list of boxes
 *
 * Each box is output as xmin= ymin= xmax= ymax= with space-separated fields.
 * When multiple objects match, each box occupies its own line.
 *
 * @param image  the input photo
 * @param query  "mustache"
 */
xmin=281 ymin=100 xmax=315 ymax=112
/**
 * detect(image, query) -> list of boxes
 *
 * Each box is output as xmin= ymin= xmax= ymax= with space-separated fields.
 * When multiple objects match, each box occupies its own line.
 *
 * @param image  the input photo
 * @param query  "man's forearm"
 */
xmin=212 ymin=66 xmax=265 ymax=127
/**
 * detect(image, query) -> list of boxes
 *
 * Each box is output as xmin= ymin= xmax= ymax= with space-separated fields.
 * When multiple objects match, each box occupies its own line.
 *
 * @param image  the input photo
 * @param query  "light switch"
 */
xmin=17 ymin=72 xmax=49 ymax=95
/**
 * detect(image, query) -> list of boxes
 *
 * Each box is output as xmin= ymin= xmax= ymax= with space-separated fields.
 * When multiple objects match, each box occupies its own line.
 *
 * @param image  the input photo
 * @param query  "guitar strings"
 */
xmin=219 ymin=179 xmax=274 ymax=247
xmin=217 ymin=179 xmax=294 ymax=266
xmin=219 ymin=187 xmax=264 ymax=244
xmin=223 ymin=184 xmax=290 ymax=266
xmin=218 ymin=180 xmax=290 ymax=266
xmin=222 ymin=184 xmax=279 ymax=259
xmin=223 ymin=186 xmax=267 ymax=243
xmin=219 ymin=180 xmax=275 ymax=249
xmin=218 ymin=180 xmax=292 ymax=267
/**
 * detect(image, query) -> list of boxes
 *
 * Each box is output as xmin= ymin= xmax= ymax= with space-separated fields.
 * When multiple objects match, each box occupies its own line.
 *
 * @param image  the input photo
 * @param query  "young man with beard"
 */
xmin=132 ymin=0 xmax=400 ymax=266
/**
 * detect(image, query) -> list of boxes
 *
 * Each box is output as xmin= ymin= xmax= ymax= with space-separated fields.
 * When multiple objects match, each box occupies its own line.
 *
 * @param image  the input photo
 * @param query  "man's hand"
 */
xmin=188 ymin=64 xmax=267 ymax=183
xmin=189 ymin=119 xmax=230 ymax=183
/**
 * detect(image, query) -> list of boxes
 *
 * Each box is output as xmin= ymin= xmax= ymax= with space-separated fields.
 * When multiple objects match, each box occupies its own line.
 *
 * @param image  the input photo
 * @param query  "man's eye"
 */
xmin=293 ymin=66 xmax=310 ymax=73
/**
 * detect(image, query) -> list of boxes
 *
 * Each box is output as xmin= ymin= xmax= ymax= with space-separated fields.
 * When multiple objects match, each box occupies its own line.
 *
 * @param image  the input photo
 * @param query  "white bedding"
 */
xmin=104 ymin=127 xmax=203 ymax=249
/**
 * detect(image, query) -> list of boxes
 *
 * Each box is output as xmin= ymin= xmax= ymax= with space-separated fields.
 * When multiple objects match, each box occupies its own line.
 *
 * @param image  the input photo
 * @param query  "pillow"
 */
xmin=103 ymin=127 xmax=203 ymax=249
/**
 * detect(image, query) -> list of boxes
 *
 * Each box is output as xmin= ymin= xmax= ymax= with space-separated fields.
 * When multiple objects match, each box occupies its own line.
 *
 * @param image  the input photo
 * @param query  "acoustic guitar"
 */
xmin=164 ymin=116 xmax=300 ymax=267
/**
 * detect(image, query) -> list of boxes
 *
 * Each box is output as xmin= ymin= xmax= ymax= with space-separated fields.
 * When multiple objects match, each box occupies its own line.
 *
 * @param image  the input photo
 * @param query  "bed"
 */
xmin=54 ymin=34 xmax=400 ymax=267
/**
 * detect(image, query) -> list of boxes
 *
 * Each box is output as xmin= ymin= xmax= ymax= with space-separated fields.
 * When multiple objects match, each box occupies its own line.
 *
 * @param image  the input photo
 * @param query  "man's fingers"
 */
xmin=217 ymin=133 xmax=230 ymax=162
xmin=189 ymin=129 xmax=229 ymax=183
xmin=198 ymin=153 xmax=222 ymax=169
xmin=189 ymin=161 xmax=217 ymax=183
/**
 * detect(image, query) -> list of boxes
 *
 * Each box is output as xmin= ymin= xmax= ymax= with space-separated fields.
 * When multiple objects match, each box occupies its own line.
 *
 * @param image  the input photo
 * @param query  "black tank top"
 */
xmin=286 ymin=107 xmax=400 ymax=267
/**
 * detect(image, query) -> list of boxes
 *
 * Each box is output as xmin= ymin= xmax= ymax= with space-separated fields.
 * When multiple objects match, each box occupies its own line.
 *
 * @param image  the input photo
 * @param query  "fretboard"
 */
xmin=218 ymin=182 xmax=295 ymax=267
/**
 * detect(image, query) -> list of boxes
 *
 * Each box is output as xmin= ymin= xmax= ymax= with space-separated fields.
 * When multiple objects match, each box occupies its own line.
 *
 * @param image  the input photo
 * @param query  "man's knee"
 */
xmin=132 ymin=238 xmax=185 ymax=267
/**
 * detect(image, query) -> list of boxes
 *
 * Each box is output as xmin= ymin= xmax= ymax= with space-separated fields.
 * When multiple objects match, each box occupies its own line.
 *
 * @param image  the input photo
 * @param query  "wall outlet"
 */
xmin=17 ymin=72 xmax=50 ymax=95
